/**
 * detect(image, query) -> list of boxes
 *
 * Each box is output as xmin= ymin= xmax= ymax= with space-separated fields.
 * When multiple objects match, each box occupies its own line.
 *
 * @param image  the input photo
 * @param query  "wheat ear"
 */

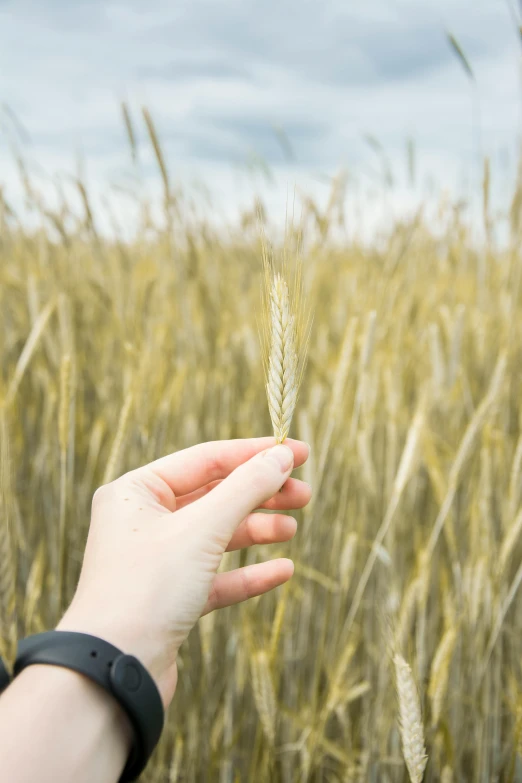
xmin=394 ymin=653 xmax=428 ymax=783
xmin=266 ymin=274 xmax=299 ymax=442
xmin=261 ymin=247 xmax=310 ymax=443
xmin=251 ymin=651 xmax=277 ymax=745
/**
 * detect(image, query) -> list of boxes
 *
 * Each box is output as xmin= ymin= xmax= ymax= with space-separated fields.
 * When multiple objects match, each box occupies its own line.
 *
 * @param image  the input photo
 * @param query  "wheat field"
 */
xmin=2 ymin=116 xmax=522 ymax=782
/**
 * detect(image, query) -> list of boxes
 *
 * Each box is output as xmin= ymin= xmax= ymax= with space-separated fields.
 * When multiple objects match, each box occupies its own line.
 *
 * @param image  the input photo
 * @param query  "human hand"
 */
xmin=57 ymin=438 xmax=311 ymax=706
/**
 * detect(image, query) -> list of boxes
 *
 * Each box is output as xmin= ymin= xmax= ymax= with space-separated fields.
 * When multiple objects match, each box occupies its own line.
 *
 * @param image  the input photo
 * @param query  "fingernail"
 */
xmin=267 ymin=445 xmax=294 ymax=472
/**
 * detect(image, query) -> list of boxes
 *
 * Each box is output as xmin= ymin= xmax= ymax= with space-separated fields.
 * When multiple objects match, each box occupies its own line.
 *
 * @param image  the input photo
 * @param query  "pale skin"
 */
xmin=0 ymin=437 xmax=311 ymax=783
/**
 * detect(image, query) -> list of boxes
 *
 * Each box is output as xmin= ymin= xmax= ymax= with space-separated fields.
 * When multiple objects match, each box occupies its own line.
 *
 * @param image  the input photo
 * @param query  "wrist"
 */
xmin=0 ymin=664 xmax=133 ymax=783
xmin=56 ymin=606 xmax=178 ymax=708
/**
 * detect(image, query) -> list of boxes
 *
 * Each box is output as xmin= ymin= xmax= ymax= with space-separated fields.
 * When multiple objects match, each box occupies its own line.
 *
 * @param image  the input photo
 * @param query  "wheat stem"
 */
xmin=0 ymin=407 xmax=17 ymax=669
xmin=57 ymin=354 xmax=71 ymax=613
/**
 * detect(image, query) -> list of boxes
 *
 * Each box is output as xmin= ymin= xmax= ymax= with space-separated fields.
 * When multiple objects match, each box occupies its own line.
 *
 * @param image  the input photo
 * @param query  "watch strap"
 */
xmin=0 ymin=655 xmax=10 ymax=694
xmin=14 ymin=631 xmax=164 ymax=782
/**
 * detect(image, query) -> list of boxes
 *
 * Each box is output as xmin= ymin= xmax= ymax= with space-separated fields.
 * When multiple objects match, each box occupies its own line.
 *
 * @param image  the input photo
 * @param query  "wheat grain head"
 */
xmin=394 ymin=653 xmax=428 ymax=783
xmin=251 ymin=650 xmax=277 ymax=745
xmin=260 ymin=246 xmax=311 ymax=443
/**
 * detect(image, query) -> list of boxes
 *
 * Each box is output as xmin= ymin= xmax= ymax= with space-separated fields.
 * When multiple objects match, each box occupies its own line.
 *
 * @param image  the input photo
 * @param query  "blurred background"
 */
xmin=2 ymin=2 xmax=522 ymax=782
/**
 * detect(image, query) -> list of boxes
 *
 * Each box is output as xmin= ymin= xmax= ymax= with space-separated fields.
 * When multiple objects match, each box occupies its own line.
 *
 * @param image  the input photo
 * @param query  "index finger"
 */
xmin=146 ymin=437 xmax=310 ymax=497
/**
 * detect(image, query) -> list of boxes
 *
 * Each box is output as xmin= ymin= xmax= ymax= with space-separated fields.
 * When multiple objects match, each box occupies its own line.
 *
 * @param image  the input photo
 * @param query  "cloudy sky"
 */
xmin=0 ymin=0 xmax=520 ymax=234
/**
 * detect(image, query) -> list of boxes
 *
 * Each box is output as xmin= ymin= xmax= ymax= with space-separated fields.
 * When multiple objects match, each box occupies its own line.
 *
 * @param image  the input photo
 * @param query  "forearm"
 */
xmin=0 ymin=664 xmax=133 ymax=783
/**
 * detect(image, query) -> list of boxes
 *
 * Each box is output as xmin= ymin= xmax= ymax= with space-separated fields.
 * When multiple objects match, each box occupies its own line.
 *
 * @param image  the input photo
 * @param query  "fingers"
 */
xmin=226 ymin=513 xmax=297 ymax=551
xmin=183 ymin=445 xmax=296 ymax=546
xmin=202 ymin=558 xmax=294 ymax=614
xmin=175 ymin=477 xmax=311 ymax=511
xmin=145 ymin=437 xmax=309 ymax=497
xmin=260 ymin=478 xmax=312 ymax=511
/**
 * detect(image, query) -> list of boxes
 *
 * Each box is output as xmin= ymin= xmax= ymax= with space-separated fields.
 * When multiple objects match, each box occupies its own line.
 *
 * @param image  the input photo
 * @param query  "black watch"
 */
xmin=14 ymin=631 xmax=165 ymax=782
xmin=0 ymin=655 xmax=10 ymax=694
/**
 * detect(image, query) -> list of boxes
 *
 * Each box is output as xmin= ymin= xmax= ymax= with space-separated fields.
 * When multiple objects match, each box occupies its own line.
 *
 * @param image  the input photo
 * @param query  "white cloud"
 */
xmin=0 ymin=0 xmax=520 ymax=235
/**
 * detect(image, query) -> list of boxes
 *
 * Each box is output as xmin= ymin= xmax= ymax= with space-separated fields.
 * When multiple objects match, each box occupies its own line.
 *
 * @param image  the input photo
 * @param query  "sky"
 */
xmin=0 ymin=0 xmax=521 ymax=236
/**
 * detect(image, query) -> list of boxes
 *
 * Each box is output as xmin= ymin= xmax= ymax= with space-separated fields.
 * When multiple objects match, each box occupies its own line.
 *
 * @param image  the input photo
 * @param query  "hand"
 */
xmin=57 ymin=438 xmax=311 ymax=706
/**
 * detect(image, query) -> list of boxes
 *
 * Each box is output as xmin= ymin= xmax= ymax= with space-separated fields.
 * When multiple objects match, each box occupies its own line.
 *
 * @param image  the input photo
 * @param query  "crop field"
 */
xmin=2 ymin=125 xmax=522 ymax=781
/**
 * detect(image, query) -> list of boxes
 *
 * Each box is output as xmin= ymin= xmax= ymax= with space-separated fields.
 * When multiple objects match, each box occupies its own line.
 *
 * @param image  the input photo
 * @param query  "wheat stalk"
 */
xmin=395 ymin=574 xmax=422 ymax=653
xmin=5 ymin=300 xmax=55 ymax=407
xmin=316 ymin=316 xmax=357 ymax=486
xmin=0 ymin=406 xmax=17 ymax=669
xmin=341 ymin=398 xmax=426 ymax=641
xmin=508 ymin=432 xmax=522 ymax=520
xmin=441 ymin=766 xmax=454 ymax=783
xmin=428 ymin=626 xmax=458 ymax=726
xmin=57 ymin=353 xmax=72 ymax=613
xmin=261 ymin=248 xmax=310 ymax=443
xmin=269 ymin=585 xmax=288 ymax=660
xmin=169 ymin=735 xmax=184 ymax=783
xmin=251 ymin=651 xmax=277 ymax=745
xmin=339 ymin=532 xmax=358 ymax=591
xmin=103 ymin=389 xmax=134 ymax=485
xmin=498 ymin=505 xmax=522 ymax=576
xmin=58 ymin=354 xmax=72 ymax=455
xmin=426 ymin=352 xmax=506 ymax=559
xmin=24 ymin=541 xmax=45 ymax=634
xmin=394 ymin=653 xmax=428 ymax=783
xmin=266 ymin=274 xmax=299 ymax=442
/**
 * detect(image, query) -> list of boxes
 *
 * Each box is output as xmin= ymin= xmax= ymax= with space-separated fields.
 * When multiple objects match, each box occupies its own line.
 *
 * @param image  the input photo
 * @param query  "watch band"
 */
xmin=14 ymin=631 xmax=164 ymax=782
xmin=0 ymin=655 xmax=10 ymax=694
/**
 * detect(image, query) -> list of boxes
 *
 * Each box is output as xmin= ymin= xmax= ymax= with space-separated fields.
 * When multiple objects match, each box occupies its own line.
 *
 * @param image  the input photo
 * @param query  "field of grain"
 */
xmin=2 ymin=122 xmax=522 ymax=782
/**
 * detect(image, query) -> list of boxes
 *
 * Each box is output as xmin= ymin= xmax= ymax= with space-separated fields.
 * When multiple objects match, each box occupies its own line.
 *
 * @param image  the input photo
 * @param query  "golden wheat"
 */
xmin=1 ymin=119 xmax=522 ymax=780
xmin=394 ymin=653 xmax=428 ymax=783
xmin=0 ymin=408 xmax=16 ymax=669
xmin=428 ymin=626 xmax=458 ymax=726
xmin=251 ymin=651 xmax=277 ymax=746
xmin=265 ymin=273 xmax=299 ymax=443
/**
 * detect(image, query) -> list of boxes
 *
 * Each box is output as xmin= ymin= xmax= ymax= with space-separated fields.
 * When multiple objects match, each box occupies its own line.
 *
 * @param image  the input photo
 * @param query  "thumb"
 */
xmin=187 ymin=444 xmax=294 ymax=544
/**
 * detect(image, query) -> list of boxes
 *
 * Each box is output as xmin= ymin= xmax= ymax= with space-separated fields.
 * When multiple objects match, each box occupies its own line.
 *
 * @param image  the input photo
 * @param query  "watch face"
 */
xmin=0 ymin=655 xmax=10 ymax=694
